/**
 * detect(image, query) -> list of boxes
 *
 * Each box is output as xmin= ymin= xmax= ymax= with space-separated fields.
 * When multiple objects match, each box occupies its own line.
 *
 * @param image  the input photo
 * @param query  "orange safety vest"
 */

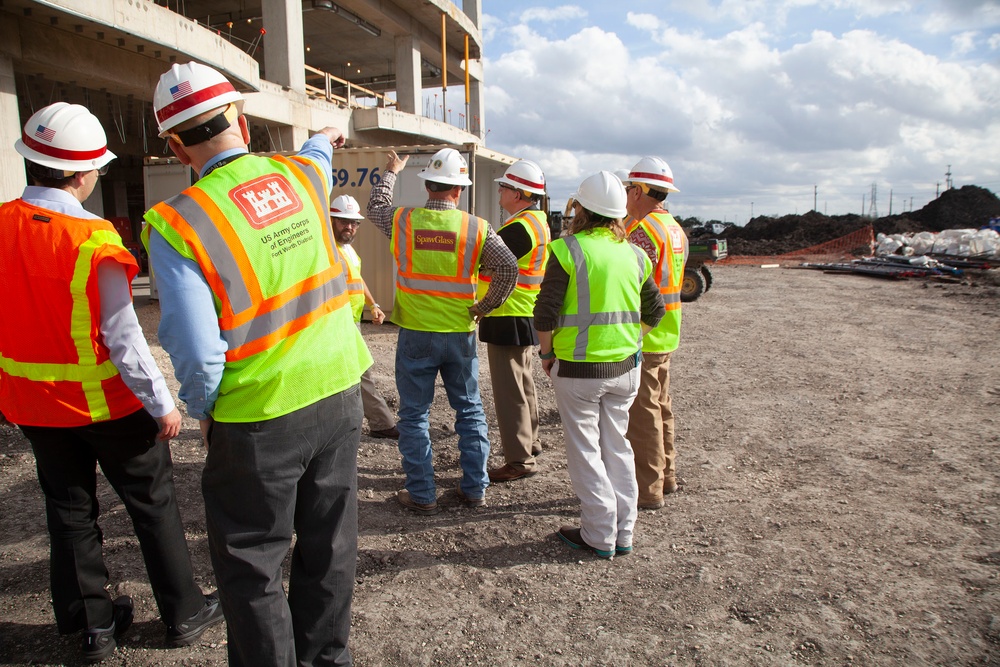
xmin=0 ymin=200 xmax=143 ymax=426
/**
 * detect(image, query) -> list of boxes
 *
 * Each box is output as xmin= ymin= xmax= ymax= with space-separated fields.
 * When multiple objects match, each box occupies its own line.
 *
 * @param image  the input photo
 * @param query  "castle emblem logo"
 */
xmin=230 ymin=175 xmax=304 ymax=229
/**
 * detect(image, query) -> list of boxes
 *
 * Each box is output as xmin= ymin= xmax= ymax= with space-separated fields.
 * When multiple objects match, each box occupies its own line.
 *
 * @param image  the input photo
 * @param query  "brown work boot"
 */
xmin=396 ymin=489 xmax=440 ymax=515
xmin=488 ymin=463 xmax=537 ymax=483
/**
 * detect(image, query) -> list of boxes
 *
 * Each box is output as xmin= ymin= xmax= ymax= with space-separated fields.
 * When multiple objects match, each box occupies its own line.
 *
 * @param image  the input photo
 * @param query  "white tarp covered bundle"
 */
xmin=876 ymin=228 xmax=1000 ymax=258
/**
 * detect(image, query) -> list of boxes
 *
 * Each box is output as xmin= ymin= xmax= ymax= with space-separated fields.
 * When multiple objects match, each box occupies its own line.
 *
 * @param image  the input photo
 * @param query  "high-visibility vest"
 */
xmin=626 ymin=210 xmax=687 ymax=353
xmin=549 ymin=228 xmax=652 ymax=363
xmin=143 ymin=154 xmax=371 ymax=422
xmin=477 ymin=209 xmax=550 ymax=318
xmin=0 ymin=200 xmax=144 ymax=427
xmin=390 ymin=207 xmax=488 ymax=333
xmin=338 ymin=242 xmax=366 ymax=323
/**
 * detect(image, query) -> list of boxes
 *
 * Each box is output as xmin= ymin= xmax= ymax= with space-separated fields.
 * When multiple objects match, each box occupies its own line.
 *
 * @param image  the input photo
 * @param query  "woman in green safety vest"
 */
xmin=533 ymin=171 xmax=666 ymax=559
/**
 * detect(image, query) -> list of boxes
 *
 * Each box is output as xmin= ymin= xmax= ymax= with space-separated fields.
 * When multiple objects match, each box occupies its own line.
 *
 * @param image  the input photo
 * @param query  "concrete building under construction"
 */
xmin=0 ymin=0 xmax=512 ymax=305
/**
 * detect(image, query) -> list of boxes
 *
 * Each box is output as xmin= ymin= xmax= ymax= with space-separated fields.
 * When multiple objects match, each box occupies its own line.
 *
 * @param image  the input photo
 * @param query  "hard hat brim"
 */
xmin=15 ymin=138 xmax=116 ymax=172
xmin=418 ymin=171 xmax=472 ymax=187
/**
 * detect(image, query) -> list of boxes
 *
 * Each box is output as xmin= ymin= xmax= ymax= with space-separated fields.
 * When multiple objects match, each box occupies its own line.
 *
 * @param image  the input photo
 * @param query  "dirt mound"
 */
xmin=682 ymin=185 xmax=1000 ymax=256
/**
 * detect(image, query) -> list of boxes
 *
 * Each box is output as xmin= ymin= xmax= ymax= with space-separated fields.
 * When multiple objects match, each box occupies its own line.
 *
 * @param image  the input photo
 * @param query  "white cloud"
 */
xmin=951 ymin=30 xmax=978 ymax=55
xmin=482 ymin=4 xmax=1000 ymax=221
xmin=519 ymin=6 xmax=587 ymax=24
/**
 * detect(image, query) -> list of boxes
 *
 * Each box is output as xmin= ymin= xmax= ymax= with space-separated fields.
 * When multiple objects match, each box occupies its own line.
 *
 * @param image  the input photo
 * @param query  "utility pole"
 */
xmin=910 ymin=196 xmax=913 ymax=212
xmin=813 ymin=185 xmax=817 ymax=212
xmin=936 ymin=182 xmax=940 ymax=197
xmin=862 ymin=193 xmax=865 ymax=216
xmin=867 ymin=182 xmax=878 ymax=219
xmin=750 ymin=201 xmax=754 ymax=220
xmin=888 ymin=189 xmax=893 ymax=216
xmin=945 ymin=164 xmax=953 ymax=190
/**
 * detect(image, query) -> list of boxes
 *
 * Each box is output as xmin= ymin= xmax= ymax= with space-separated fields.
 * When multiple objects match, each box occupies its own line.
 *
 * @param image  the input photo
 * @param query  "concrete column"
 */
xmin=0 ymin=53 xmax=25 ymax=201
xmin=469 ymin=79 xmax=485 ymax=139
xmin=261 ymin=0 xmax=306 ymax=92
xmin=463 ymin=0 xmax=482 ymax=27
xmin=271 ymin=125 xmax=308 ymax=152
xmin=394 ymin=35 xmax=421 ymax=115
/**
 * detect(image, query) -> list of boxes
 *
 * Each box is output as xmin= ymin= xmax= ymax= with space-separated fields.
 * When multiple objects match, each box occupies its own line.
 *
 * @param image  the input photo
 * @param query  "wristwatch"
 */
xmin=539 ymin=350 xmax=556 ymax=359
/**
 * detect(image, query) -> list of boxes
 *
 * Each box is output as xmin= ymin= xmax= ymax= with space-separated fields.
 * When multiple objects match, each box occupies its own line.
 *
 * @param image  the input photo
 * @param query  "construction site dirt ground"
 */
xmin=2 ymin=265 xmax=999 ymax=666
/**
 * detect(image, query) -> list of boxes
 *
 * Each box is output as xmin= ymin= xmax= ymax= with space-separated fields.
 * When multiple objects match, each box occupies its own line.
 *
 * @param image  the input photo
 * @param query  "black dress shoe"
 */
xmin=82 ymin=596 xmax=133 ymax=663
xmin=166 ymin=593 xmax=225 ymax=647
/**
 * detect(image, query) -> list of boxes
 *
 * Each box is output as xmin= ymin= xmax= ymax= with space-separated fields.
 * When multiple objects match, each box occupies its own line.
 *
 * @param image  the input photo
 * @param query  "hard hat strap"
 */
xmin=170 ymin=104 xmax=237 ymax=147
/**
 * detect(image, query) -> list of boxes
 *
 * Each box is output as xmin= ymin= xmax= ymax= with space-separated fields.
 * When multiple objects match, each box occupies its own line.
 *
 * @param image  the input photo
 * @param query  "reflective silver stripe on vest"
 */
xmin=518 ymin=274 xmax=545 ymax=286
xmin=169 ymin=193 xmax=254 ymax=314
xmin=220 ymin=271 xmax=347 ymax=350
xmin=396 ymin=208 xmax=414 ymax=274
xmin=641 ymin=214 xmax=680 ymax=293
xmin=663 ymin=292 xmax=682 ymax=305
xmin=459 ymin=212 xmax=481 ymax=278
xmin=396 ymin=275 xmax=477 ymax=296
xmin=287 ymin=157 xmax=331 ymax=231
xmin=557 ymin=236 xmax=646 ymax=360
xmin=521 ymin=210 xmax=548 ymax=272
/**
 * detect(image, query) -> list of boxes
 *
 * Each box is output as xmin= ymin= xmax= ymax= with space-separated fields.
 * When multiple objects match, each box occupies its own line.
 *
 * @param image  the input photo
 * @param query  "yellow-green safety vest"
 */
xmin=626 ymin=210 xmax=687 ymax=353
xmin=549 ymin=228 xmax=652 ymax=362
xmin=478 ymin=209 xmax=550 ymax=318
xmin=143 ymin=154 xmax=371 ymax=421
xmin=390 ymin=207 xmax=488 ymax=333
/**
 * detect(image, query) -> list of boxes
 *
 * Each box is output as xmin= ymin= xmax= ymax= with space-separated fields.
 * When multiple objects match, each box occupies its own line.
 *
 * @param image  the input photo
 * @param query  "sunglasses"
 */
xmin=335 ymin=219 xmax=361 ymax=227
xmin=97 ymin=164 xmax=110 ymax=176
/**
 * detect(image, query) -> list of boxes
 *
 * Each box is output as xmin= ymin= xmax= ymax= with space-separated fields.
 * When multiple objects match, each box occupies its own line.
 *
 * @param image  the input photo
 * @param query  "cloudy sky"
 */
xmin=476 ymin=1 xmax=1000 ymax=224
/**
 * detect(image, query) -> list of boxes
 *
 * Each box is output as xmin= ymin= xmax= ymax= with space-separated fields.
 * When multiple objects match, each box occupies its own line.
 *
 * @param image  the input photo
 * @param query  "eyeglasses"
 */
xmin=498 ymin=184 xmax=517 ymax=192
xmin=97 ymin=164 xmax=110 ymax=176
xmin=335 ymin=219 xmax=361 ymax=227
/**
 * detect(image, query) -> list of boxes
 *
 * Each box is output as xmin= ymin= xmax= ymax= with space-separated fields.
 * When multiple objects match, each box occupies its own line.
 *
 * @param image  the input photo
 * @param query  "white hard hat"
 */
xmin=330 ymin=194 xmax=364 ymax=220
xmin=418 ymin=148 xmax=473 ymax=186
xmin=625 ymin=156 xmax=680 ymax=193
xmin=572 ymin=171 xmax=627 ymax=219
xmin=495 ymin=159 xmax=546 ymax=195
xmin=154 ymin=62 xmax=244 ymax=137
xmin=14 ymin=102 xmax=116 ymax=172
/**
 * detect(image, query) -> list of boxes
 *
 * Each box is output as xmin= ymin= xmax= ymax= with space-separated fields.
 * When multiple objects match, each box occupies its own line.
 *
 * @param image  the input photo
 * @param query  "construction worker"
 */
xmin=330 ymin=194 xmax=399 ymax=440
xmin=0 ymin=102 xmax=222 ymax=663
xmin=534 ymin=171 xmax=664 ymax=558
xmin=481 ymin=160 xmax=550 ymax=482
xmin=143 ymin=62 xmax=371 ymax=666
xmin=366 ymin=148 xmax=517 ymax=514
xmin=622 ymin=156 xmax=688 ymax=510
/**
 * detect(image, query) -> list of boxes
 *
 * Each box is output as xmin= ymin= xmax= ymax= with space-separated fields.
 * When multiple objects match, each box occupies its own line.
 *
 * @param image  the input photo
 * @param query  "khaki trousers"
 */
xmin=360 ymin=366 xmax=396 ymax=431
xmin=626 ymin=351 xmax=675 ymax=505
xmin=487 ymin=343 xmax=540 ymax=471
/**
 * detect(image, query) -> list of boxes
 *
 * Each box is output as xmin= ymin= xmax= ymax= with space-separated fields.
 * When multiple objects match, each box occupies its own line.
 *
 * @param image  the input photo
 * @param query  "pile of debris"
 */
xmin=681 ymin=185 xmax=1000 ymax=257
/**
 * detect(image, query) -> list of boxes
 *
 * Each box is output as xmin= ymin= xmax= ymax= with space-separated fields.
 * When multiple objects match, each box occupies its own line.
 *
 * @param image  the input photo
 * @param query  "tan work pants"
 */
xmin=626 ymin=351 xmax=675 ymax=505
xmin=360 ymin=366 xmax=396 ymax=432
xmin=487 ymin=343 xmax=540 ymax=471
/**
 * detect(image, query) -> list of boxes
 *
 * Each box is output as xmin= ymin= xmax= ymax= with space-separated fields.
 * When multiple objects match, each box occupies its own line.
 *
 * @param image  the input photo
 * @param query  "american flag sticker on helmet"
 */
xmin=170 ymin=81 xmax=193 ymax=100
xmin=34 ymin=125 xmax=55 ymax=142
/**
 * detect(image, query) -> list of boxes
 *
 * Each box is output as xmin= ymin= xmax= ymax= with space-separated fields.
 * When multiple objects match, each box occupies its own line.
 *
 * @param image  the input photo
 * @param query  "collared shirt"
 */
xmin=19 ymin=187 xmax=175 ymax=418
xmin=147 ymin=134 xmax=335 ymax=419
xmin=366 ymin=170 xmax=518 ymax=313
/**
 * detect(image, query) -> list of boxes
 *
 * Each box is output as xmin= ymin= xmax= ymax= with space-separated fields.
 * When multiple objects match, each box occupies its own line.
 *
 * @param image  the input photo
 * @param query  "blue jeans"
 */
xmin=395 ymin=327 xmax=490 ymax=503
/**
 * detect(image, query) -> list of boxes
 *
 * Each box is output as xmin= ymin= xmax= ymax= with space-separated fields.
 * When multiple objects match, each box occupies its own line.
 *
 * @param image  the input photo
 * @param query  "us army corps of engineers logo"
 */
xmin=230 ymin=175 xmax=304 ymax=229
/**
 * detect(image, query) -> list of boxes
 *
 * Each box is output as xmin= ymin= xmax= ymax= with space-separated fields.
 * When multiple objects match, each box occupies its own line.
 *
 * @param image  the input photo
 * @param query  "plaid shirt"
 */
xmin=366 ymin=169 xmax=517 ymax=313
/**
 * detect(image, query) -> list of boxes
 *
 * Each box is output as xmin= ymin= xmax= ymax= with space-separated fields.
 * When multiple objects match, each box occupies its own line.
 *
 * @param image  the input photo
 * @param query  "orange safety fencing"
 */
xmin=717 ymin=225 xmax=875 ymax=266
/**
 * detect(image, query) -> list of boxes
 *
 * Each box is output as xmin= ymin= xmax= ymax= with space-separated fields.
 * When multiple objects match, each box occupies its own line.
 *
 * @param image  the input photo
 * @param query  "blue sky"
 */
xmin=476 ymin=1 xmax=1000 ymax=223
